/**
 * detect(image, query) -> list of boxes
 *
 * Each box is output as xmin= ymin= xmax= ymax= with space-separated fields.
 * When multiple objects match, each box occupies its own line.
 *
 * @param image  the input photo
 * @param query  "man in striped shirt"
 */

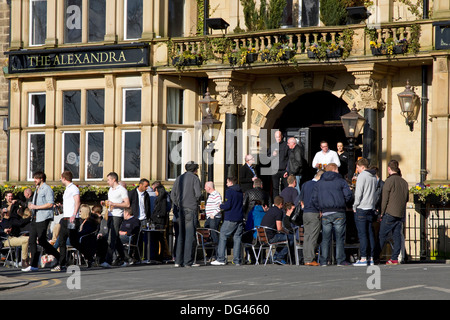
xmin=204 ymin=182 xmax=222 ymax=259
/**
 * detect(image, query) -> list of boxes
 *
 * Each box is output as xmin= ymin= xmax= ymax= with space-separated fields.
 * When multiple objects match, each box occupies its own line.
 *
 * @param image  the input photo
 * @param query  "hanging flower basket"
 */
xmin=280 ymin=50 xmax=296 ymax=61
xmin=246 ymin=52 xmax=259 ymax=63
xmin=307 ymin=50 xmax=317 ymax=59
xmin=326 ymin=48 xmax=343 ymax=59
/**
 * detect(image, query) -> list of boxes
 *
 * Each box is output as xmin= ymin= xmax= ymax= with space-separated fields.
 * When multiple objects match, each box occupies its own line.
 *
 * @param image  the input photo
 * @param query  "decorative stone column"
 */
xmin=346 ymin=64 xmax=391 ymax=168
xmin=206 ymin=71 xmax=249 ymax=190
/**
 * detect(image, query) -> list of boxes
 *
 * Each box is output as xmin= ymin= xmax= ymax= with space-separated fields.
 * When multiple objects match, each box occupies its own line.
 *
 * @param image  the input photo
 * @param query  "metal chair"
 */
xmin=123 ymin=232 xmax=142 ymax=262
xmin=1 ymin=236 xmax=20 ymax=268
xmin=195 ymin=228 xmax=220 ymax=265
xmin=293 ymin=226 xmax=304 ymax=266
xmin=241 ymin=228 xmax=259 ymax=264
xmin=255 ymin=226 xmax=292 ymax=266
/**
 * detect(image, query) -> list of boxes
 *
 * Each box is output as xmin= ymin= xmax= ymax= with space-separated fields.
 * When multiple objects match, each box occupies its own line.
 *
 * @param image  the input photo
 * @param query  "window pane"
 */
xmin=125 ymin=0 xmax=143 ymax=39
xmin=167 ymin=131 xmax=183 ymax=180
xmin=168 ymin=0 xmax=184 ymax=37
xmin=89 ymin=0 xmax=106 ymax=42
xmin=87 ymin=132 xmax=104 ymax=179
xmin=28 ymin=133 xmax=45 ymax=180
xmin=65 ymin=0 xmax=82 ymax=43
xmin=30 ymin=0 xmax=47 ymax=45
xmin=124 ymin=89 xmax=141 ymax=123
xmin=87 ymin=89 xmax=105 ymax=124
xmin=123 ymin=131 xmax=141 ymax=179
xmin=63 ymin=91 xmax=81 ymax=125
xmin=301 ymin=0 xmax=319 ymax=27
xmin=30 ymin=93 xmax=46 ymax=125
xmin=167 ymin=88 xmax=183 ymax=124
xmin=63 ymin=132 xmax=80 ymax=179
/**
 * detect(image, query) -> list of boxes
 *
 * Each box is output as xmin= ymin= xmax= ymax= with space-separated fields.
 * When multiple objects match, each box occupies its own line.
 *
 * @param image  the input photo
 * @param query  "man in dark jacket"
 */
xmin=284 ymin=137 xmax=306 ymax=195
xmin=242 ymin=178 xmax=270 ymax=220
xmin=269 ymin=131 xmax=289 ymax=199
xmin=312 ymin=163 xmax=353 ymax=266
xmin=170 ymin=161 xmax=202 ymax=267
xmin=377 ymin=160 xmax=409 ymax=265
xmin=212 ymin=177 xmax=244 ymax=266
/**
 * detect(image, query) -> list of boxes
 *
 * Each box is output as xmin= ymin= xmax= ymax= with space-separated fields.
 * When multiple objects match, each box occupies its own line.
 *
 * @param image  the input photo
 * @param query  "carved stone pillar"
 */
xmin=346 ymin=64 xmax=392 ymax=168
xmin=207 ymin=72 xmax=249 ymax=185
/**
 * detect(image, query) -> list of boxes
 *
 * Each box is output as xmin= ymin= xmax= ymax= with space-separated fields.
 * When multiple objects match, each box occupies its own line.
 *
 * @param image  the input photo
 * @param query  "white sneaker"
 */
xmin=100 ymin=262 xmax=112 ymax=268
xmin=120 ymin=262 xmax=129 ymax=267
xmin=211 ymin=260 xmax=226 ymax=266
xmin=21 ymin=266 xmax=39 ymax=272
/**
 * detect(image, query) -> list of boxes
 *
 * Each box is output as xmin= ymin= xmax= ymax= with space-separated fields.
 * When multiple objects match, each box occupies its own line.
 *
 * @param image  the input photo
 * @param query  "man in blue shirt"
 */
xmin=212 ymin=177 xmax=244 ymax=266
xmin=22 ymin=171 xmax=61 ymax=272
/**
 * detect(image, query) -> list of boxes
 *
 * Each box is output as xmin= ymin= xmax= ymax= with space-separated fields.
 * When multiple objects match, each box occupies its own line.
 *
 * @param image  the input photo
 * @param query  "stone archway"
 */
xmin=249 ymin=73 xmax=361 ymax=135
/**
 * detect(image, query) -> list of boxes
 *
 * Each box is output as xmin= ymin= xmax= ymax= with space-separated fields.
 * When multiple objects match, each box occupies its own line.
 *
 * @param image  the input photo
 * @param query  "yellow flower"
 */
xmin=4 ymin=184 xmax=8 ymax=188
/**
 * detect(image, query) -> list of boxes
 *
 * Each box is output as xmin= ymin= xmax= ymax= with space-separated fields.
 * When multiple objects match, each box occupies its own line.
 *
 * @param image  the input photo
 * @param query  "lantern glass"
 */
xmin=340 ymin=106 xmax=366 ymax=139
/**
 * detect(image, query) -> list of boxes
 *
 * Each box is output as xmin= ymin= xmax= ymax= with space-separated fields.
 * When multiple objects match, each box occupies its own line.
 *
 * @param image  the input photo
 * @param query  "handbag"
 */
xmin=40 ymin=254 xmax=57 ymax=268
xmin=290 ymin=204 xmax=303 ymax=226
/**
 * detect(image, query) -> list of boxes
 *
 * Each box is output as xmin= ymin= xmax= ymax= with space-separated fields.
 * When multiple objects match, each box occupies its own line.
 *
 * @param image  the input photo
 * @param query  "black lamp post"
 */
xmin=398 ymin=80 xmax=420 ymax=131
xmin=199 ymin=88 xmax=222 ymax=182
xmin=340 ymin=103 xmax=366 ymax=181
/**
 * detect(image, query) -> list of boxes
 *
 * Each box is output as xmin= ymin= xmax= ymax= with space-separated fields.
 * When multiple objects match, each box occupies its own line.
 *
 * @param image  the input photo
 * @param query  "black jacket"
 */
xmin=243 ymin=187 xmax=270 ymax=216
xmin=239 ymin=164 xmax=257 ymax=194
xmin=287 ymin=144 xmax=306 ymax=176
xmin=128 ymin=187 xmax=151 ymax=221
xmin=152 ymin=185 xmax=168 ymax=227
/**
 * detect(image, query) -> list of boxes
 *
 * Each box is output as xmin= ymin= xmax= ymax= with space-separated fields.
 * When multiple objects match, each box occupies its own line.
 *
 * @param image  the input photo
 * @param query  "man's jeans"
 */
xmin=216 ymin=220 xmax=243 ymax=265
xmin=378 ymin=213 xmax=403 ymax=261
xmin=354 ymin=209 xmax=377 ymax=259
xmin=320 ymin=212 xmax=346 ymax=265
xmin=270 ymin=233 xmax=293 ymax=262
xmin=175 ymin=208 xmax=197 ymax=266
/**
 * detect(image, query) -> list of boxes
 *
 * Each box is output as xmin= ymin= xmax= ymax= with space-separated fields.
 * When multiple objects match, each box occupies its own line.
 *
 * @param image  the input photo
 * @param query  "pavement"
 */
xmin=0 ymin=275 xmax=29 ymax=290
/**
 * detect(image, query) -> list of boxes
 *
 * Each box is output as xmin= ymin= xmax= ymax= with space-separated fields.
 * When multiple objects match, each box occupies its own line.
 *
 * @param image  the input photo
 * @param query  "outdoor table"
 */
xmin=141 ymin=227 xmax=165 ymax=263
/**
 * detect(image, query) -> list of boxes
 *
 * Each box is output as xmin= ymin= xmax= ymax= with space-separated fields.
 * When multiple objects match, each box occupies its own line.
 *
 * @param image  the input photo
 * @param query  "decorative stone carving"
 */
xmin=212 ymin=78 xmax=245 ymax=116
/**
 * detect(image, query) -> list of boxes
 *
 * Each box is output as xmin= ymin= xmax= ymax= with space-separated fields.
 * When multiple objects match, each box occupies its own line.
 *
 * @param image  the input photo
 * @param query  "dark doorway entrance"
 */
xmin=274 ymin=90 xmax=362 ymax=168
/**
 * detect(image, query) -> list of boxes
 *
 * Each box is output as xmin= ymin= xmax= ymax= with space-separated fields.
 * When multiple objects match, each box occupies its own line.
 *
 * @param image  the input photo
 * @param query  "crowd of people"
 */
xmin=0 ymin=131 xmax=410 ymax=271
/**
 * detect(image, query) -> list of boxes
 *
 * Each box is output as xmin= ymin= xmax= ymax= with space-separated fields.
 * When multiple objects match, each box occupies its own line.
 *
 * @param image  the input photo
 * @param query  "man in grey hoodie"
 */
xmin=352 ymin=158 xmax=378 ymax=266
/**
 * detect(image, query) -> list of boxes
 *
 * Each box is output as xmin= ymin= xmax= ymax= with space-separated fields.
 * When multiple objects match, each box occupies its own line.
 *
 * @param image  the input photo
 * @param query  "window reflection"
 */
xmin=65 ymin=0 xmax=83 ymax=43
xmin=63 ymin=132 xmax=80 ymax=179
xmin=63 ymin=91 xmax=81 ymax=125
xmin=89 ymin=0 xmax=106 ymax=42
xmin=125 ymin=0 xmax=143 ymax=40
xmin=30 ymin=0 xmax=47 ymax=45
xmin=87 ymin=89 xmax=105 ymax=125
xmin=124 ymin=89 xmax=141 ymax=123
xmin=87 ymin=131 xmax=104 ymax=179
xmin=29 ymin=93 xmax=46 ymax=126
xmin=28 ymin=133 xmax=45 ymax=181
xmin=123 ymin=131 xmax=141 ymax=179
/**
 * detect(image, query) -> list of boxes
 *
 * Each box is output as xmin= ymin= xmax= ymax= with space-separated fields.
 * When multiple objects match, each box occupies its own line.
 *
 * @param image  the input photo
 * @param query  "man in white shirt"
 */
xmin=312 ymin=141 xmax=341 ymax=170
xmin=204 ymin=181 xmax=222 ymax=258
xmin=100 ymin=172 xmax=130 ymax=268
xmin=52 ymin=170 xmax=80 ymax=272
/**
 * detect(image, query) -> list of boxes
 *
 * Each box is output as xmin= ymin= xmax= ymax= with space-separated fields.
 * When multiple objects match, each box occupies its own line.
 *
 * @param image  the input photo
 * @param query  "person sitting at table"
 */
xmin=119 ymin=207 xmax=141 ymax=265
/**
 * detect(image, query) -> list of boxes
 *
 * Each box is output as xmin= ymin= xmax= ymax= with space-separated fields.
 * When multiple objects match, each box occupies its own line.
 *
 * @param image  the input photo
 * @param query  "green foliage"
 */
xmin=240 ymin=0 xmax=287 ymax=31
xmin=319 ymin=0 xmax=347 ymax=26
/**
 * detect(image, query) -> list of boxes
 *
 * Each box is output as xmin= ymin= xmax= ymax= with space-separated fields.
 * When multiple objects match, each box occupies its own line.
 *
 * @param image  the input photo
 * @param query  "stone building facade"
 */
xmin=3 ymin=0 xmax=450 ymax=259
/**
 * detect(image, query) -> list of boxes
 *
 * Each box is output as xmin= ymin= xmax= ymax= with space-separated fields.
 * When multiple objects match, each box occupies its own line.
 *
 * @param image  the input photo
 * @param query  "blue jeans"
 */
xmin=354 ymin=209 xmax=377 ymax=259
xmin=320 ymin=212 xmax=346 ymax=265
xmin=217 ymin=220 xmax=243 ymax=264
xmin=270 ymin=233 xmax=293 ymax=262
xmin=378 ymin=213 xmax=403 ymax=261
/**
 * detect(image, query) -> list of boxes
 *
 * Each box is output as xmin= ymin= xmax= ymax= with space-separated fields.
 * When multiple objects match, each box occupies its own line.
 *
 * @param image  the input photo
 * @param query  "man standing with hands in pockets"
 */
xmin=52 ymin=170 xmax=81 ymax=272
xmin=100 ymin=172 xmax=130 ymax=268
